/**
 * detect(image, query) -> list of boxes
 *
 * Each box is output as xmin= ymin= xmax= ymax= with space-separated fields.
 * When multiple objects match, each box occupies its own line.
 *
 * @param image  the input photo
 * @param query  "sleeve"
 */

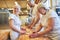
xmin=48 ymin=10 xmax=57 ymax=18
xmin=8 ymin=14 xmax=14 ymax=20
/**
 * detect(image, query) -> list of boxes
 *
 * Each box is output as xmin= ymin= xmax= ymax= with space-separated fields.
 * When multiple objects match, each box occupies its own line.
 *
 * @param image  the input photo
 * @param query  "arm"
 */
xmin=28 ymin=1 xmax=35 ymax=7
xmin=34 ymin=23 xmax=43 ymax=32
xmin=9 ymin=19 xmax=25 ymax=33
xmin=38 ymin=18 xmax=54 ymax=36
xmin=28 ymin=12 xmax=40 ymax=29
xmin=9 ymin=19 xmax=20 ymax=33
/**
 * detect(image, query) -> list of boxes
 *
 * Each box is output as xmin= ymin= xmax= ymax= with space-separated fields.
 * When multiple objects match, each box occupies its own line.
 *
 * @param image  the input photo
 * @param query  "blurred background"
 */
xmin=0 ymin=0 xmax=60 ymax=30
xmin=0 ymin=0 xmax=27 ymax=30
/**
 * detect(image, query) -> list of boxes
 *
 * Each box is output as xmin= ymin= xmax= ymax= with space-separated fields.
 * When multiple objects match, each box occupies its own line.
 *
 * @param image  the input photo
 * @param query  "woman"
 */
xmin=29 ymin=3 xmax=60 ymax=40
xmin=9 ymin=5 xmax=26 ymax=40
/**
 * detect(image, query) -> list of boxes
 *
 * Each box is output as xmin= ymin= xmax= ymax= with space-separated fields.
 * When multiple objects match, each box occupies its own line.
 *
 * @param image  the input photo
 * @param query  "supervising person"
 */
xmin=9 ymin=4 xmax=26 ymax=40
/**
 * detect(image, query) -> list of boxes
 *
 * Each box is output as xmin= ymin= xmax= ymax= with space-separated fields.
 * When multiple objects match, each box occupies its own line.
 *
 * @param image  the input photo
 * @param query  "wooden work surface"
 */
xmin=18 ymin=26 xmax=50 ymax=40
xmin=0 ymin=30 xmax=10 ymax=40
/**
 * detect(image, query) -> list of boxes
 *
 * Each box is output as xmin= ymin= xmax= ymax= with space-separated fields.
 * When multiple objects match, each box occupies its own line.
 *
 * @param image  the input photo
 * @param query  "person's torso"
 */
xmin=32 ymin=4 xmax=38 ymax=16
xmin=10 ymin=14 xmax=21 ymax=31
xmin=40 ymin=10 xmax=60 ymax=37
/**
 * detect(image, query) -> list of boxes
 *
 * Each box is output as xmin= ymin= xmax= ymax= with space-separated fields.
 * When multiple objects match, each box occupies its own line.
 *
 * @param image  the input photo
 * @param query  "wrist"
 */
xmin=15 ymin=30 xmax=20 ymax=33
xmin=37 ymin=32 xmax=43 ymax=36
xmin=28 ymin=26 xmax=32 ymax=29
xmin=38 ymin=32 xmax=44 ymax=36
xmin=37 ymin=32 xmax=40 ymax=35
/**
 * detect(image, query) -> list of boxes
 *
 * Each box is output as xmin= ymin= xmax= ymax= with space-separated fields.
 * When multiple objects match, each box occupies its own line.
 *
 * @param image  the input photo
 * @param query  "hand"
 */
xmin=27 ymin=26 xmax=32 ymax=29
xmin=28 ymin=27 xmax=32 ymax=29
xmin=32 ymin=30 xmax=38 ymax=33
xmin=29 ymin=33 xmax=40 ymax=38
xmin=20 ymin=30 xmax=26 ymax=34
xmin=21 ymin=28 xmax=26 ymax=31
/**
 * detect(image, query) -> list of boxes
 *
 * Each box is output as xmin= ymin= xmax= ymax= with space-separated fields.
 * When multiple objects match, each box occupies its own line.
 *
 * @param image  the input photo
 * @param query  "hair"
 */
xmin=37 ymin=3 xmax=48 ymax=10
xmin=13 ymin=5 xmax=21 ymax=12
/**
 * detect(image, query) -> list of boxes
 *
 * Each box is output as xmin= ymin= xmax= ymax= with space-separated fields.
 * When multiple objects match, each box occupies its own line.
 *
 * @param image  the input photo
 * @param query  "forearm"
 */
xmin=38 ymin=18 xmax=54 ymax=36
xmin=35 ymin=24 xmax=42 ymax=32
xmin=38 ymin=26 xmax=53 ymax=36
xmin=28 ymin=18 xmax=35 ymax=27
xmin=30 ymin=19 xmax=37 ymax=28
xmin=10 ymin=26 xmax=20 ymax=33
xmin=29 ymin=17 xmax=40 ymax=28
xmin=28 ymin=12 xmax=40 ymax=28
xmin=31 ymin=16 xmax=40 ymax=28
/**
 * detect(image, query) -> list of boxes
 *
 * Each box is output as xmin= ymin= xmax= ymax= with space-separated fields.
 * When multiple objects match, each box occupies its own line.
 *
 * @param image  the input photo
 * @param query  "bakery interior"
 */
xmin=0 ymin=0 xmax=60 ymax=40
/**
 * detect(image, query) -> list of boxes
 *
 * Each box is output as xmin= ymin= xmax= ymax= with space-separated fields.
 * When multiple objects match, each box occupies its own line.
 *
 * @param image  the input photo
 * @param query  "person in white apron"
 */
xmin=29 ymin=3 xmax=60 ymax=40
xmin=27 ymin=0 xmax=43 ymax=29
xmin=28 ymin=0 xmax=47 ymax=29
xmin=9 ymin=5 xmax=26 ymax=40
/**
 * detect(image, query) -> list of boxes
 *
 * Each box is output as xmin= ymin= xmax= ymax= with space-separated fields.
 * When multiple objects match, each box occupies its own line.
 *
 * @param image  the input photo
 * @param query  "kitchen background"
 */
xmin=0 ymin=0 xmax=60 ymax=30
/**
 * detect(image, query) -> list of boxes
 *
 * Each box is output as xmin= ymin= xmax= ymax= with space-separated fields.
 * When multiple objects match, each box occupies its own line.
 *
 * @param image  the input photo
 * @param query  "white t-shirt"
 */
xmin=32 ymin=4 xmax=38 ymax=16
xmin=9 ymin=14 xmax=21 ymax=40
xmin=32 ymin=3 xmax=43 ymax=18
xmin=40 ymin=9 xmax=60 ymax=37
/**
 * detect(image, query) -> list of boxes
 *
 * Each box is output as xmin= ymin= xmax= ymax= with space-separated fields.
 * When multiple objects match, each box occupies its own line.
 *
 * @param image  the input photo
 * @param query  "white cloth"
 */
xmin=32 ymin=3 xmax=44 ymax=18
xmin=32 ymin=4 xmax=38 ymax=16
xmin=40 ymin=9 xmax=60 ymax=40
xmin=9 ymin=14 xmax=21 ymax=40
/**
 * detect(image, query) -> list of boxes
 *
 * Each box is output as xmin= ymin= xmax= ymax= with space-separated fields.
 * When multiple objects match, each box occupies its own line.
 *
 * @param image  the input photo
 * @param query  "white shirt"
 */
xmin=40 ymin=9 xmax=60 ymax=37
xmin=9 ymin=14 xmax=21 ymax=31
xmin=9 ymin=14 xmax=21 ymax=40
xmin=32 ymin=4 xmax=38 ymax=16
xmin=32 ymin=3 xmax=43 ymax=18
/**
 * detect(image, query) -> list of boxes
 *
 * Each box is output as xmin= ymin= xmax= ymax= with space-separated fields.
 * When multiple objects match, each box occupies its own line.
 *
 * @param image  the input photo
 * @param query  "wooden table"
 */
xmin=0 ymin=30 xmax=10 ymax=40
xmin=18 ymin=26 xmax=50 ymax=40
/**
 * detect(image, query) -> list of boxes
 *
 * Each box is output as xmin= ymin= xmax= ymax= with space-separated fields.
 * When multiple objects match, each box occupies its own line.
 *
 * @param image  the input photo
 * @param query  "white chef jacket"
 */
xmin=40 ymin=9 xmax=60 ymax=40
xmin=9 ymin=14 xmax=21 ymax=40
